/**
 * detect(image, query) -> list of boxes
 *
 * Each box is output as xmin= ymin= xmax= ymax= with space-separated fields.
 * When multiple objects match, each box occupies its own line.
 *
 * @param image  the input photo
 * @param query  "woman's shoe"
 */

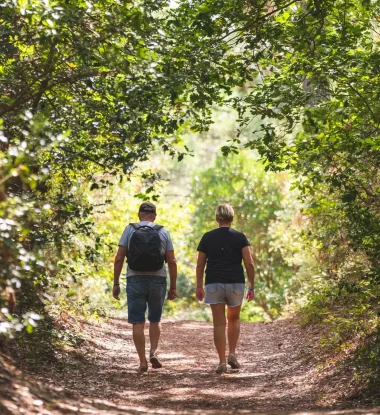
xmin=215 ymin=363 xmax=227 ymax=374
xmin=150 ymin=353 xmax=163 ymax=369
xmin=138 ymin=366 xmax=148 ymax=372
xmin=227 ymin=353 xmax=241 ymax=369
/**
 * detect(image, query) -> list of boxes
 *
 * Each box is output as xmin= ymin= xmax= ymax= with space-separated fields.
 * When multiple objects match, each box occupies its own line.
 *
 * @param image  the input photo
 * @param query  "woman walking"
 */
xmin=196 ymin=204 xmax=255 ymax=374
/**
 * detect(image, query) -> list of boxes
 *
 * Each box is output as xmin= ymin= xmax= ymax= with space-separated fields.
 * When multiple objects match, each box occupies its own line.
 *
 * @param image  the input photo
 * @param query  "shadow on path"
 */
xmin=2 ymin=318 xmax=379 ymax=415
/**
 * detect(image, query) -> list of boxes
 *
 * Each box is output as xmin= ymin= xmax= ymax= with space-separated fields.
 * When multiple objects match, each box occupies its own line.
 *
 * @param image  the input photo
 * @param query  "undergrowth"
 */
xmin=5 ymin=314 xmax=86 ymax=372
xmin=300 ymin=277 xmax=380 ymax=404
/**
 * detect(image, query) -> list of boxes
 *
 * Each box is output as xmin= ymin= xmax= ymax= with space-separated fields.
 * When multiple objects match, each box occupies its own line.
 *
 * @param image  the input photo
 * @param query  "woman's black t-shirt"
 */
xmin=197 ymin=227 xmax=250 ymax=285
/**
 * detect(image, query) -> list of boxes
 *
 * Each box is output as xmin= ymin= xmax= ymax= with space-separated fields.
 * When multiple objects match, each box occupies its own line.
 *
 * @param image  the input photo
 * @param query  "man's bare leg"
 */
xmin=149 ymin=322 xmax=162 ymax=368
xmin=149 ymin=321 xmax=160 ymax=355
xmin=132 ymin=323 xmax=147 ymax=368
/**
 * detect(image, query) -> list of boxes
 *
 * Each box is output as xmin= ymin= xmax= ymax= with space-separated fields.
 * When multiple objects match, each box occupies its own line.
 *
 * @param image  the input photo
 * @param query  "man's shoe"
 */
xmin=215 ymin=363 xmax=227 ymax=374
xmin=150 ymin=353 xmax=162 ymax=369
xmin=227 ymin=353 xmax=241 ymax=369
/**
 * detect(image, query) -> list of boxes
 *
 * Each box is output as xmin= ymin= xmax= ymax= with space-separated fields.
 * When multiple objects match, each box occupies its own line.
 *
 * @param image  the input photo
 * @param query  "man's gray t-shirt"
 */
xmin=118 ymin=221 xmax=174 ymax=277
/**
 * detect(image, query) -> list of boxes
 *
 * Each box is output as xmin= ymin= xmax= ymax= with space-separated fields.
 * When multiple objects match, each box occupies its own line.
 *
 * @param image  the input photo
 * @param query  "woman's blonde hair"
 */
xmin=215 ymin=203 xmax=234 ymax=223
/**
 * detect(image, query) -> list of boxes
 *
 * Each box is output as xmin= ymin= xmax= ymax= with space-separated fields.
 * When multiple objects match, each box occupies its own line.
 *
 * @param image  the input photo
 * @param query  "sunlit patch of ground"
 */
xmin=1 ymin=318 xmax=380 ymax=414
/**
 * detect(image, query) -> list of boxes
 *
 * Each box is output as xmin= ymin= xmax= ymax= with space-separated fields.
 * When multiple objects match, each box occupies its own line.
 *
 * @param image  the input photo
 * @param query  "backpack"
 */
xmin=127 ymin=223 xmax=165 ymax=272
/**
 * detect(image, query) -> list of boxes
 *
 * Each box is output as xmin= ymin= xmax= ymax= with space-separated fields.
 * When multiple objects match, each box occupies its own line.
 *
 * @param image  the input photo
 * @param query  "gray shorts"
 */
xmin=205 ymin=283 xmax=245 ymax=307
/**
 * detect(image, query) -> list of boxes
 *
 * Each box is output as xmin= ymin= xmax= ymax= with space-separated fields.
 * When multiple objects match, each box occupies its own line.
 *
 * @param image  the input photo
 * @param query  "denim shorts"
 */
xmin=205 ymin=283 xmax=245 ymax=307
xmin=126 ymin=276 xmax=167 ymax=324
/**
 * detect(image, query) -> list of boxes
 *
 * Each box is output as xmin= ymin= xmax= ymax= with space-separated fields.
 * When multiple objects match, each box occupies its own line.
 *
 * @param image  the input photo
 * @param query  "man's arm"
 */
xmin=166 ymin=250 xmax=178 ymax=300
xmin=113 ymin=245 xmax=127 ymax=300
xmin=242 ymin=246 xmax=255 ymax=301
xmin=196 ymin=251 xmax=207 ymax=301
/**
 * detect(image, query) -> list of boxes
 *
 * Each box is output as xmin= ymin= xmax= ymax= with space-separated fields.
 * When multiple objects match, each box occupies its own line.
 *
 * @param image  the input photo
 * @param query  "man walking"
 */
xmin=113 ymin=202 xmax=177 ymax=371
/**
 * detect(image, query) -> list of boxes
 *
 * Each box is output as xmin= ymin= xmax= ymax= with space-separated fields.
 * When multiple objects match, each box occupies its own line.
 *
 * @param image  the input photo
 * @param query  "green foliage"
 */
xmin=1 ymin=0 xmax=379 ymax=391
xmin=190 ymin=150 xmax=312 ymax=320
xmin=0 ymin=0 xmax=193 ymax=331
xmin=356 ymin=327 xmax=380 ymax=391
xmin=8 ymin=316 xmax=85 ymax=367
xmin=164 ymin=0 xmax=380 ymax=280
xmin=162 ymin=0 xmax=380 ymax=383
xmin=299 ymin=246 xmax=380 ymax=388
xmin=36 ymin=171 xmax=199 ymax=320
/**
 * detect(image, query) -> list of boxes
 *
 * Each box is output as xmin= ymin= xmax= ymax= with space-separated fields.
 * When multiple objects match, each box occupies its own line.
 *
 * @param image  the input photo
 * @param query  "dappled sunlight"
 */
xmin=166 ymin=387 xmax=197 ymax=395
xmin=222 ymin=372 xmax=268 ymax=379
xmin=2 ymin=1 xmax=380 ymax=414
xmin=85 ymin=318 xmax=335 ymax=411
xmin=165 ymin=358 xmax=197 ymax=365
xmin=173 ymin=322 xmax=213 ymax=330
xmin=4 ymin=316 xmax=380 ymax=414
xmin=159 ymin=353 xmax=186 ymax=359
xmin=200 ymin=388 xmax=260 ymax=398
xmin=258 ymin=353 xmax=287 ymax=360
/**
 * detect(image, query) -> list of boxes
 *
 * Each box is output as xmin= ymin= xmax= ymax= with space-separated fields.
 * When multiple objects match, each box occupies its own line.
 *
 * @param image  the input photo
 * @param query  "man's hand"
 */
xmin=196 ymin=287 xmax=204 ymax=302
xmin=167 ymin=288 xmax=178 ymax=300
xmin=113 ymin=285 xmax=120 ymax=300
xmin=246 ymin=289 xmax=255 ymax=302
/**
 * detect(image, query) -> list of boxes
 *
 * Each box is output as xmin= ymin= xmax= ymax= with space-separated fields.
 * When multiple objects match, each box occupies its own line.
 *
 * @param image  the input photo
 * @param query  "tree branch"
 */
xmin=0 ymin=70 xmax=111 ymax=117
xmin=218 ymin=0 xmax=301 ymax=42
xmin=63 ymin=148 xmax=108 ymax=169
xmin=32 ymin=40 xmax=58 ymax=113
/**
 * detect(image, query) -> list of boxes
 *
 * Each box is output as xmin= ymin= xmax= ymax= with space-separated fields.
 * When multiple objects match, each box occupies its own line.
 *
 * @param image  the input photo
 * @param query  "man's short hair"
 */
xmin=216 ymin=203 xmax=234 ymax=222
xmin=139 ymin=202 xmax=156 ymax=214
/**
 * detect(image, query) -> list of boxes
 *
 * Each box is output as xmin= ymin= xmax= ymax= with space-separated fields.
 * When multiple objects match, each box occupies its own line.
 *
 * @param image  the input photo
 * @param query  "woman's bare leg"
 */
xmin=227 ymin=304 xmax=241 ymax=355
xmin=210 ymin=303 xmax=227 ymax=364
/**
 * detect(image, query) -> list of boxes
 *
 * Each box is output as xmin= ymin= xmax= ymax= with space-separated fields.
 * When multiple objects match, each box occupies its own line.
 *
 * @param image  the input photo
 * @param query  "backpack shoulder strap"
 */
xmin=129 ymin=223 xmax=140 ymax=230
xmin=153 ymin=225 xmax=163 ymax=231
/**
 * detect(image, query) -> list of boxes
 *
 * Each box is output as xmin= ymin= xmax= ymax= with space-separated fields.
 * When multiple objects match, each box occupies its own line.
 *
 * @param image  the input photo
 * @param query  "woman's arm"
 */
xmin=242 ymin=246 xmax=255 ymax=301
xmin=196 ymin=251 xmax=207 ymax=301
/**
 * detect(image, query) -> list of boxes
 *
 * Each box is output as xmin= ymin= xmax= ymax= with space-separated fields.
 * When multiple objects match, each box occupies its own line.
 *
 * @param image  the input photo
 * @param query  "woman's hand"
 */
xmin=246 ymin=289 xmax=255 ymax=301
xmin=196 ymin=252 xmax=207 ymax=302
xmin=196 ymin=287 xmax=204 ymax=301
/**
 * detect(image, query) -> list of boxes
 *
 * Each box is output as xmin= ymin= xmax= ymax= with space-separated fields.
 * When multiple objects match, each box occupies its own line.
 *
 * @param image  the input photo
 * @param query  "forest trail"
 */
xmin=2 ymin=318 xmax=380 ymax=415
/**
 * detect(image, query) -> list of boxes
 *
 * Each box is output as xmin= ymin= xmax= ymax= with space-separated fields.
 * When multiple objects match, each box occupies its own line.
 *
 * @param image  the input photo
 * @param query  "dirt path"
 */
xmin=2 ymin=318 xmax=380 ymax=414
xmin=15 ymin=318 xmax=371 ymax=413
